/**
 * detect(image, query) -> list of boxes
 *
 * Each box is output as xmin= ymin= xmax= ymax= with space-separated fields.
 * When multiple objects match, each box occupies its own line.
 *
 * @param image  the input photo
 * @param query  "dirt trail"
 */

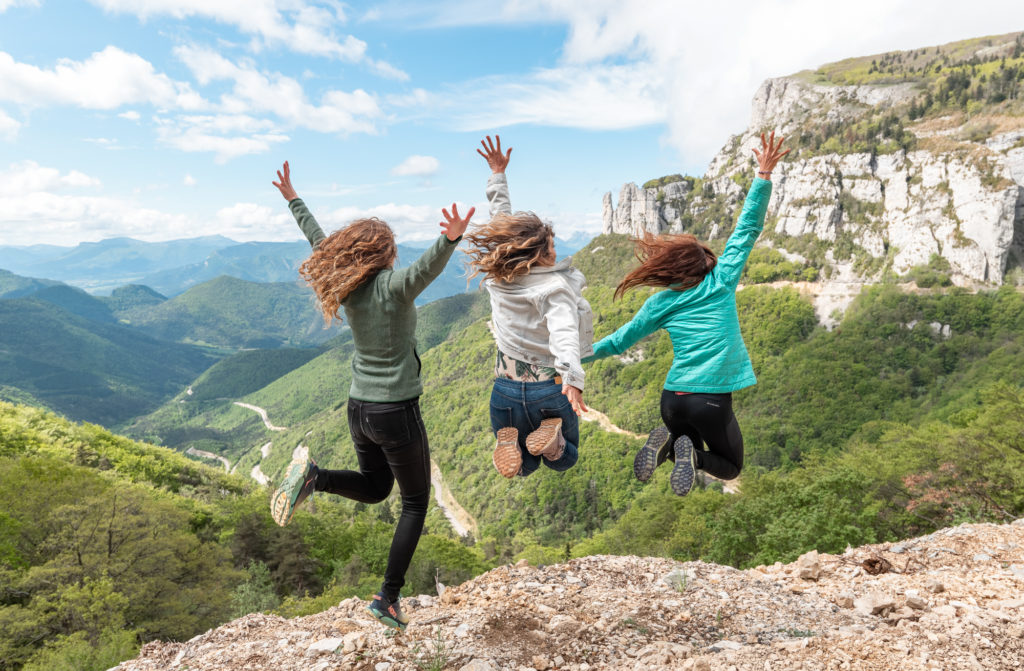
xmin=185 ymin=446 xmax=230 ymax=472
xmin=430 ymin=460 xmax=478 ymax=538
xmin=233 ymin=402 xmax=288 ymax=431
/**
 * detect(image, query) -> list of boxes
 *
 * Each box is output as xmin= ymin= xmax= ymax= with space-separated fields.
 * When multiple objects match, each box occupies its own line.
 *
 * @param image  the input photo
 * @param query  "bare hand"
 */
xmin=476 ymin=135 xmax=512 ymax=174
xmin=440 ymin=203 xmax=475 ymax=241
xmin=751 ymin=132 xmax=790 ymax=178
xmin=563 ymin=384 xmax=588 ymax=416
xmin=272 ymin=161 xmax=298 ymax=201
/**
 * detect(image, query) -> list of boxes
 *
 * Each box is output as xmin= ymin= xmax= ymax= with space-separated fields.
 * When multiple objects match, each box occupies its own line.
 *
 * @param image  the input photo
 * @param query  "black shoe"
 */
xmin=669 ymin=435 xmax=697 ymax=496
xmin=634 ymin=425 xmax=672 ymax=482
xmin=367 ymin=593 xmax=409 ymax=631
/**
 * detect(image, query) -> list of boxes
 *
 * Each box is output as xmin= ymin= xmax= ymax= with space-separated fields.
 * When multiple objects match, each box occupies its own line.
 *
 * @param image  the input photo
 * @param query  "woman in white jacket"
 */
xmin=465 ymin=135 xmax=594 ymax=478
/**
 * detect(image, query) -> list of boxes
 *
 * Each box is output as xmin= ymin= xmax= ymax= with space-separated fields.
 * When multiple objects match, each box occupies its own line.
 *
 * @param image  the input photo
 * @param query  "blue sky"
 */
xmin=0 ymin=0 xmax=1020 ymax=246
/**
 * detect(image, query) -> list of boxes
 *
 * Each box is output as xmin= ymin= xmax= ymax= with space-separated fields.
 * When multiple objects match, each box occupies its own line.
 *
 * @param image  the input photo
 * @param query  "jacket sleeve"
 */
xmin=486 ymin=173 xmax=513 ymax=218
xmin=581 ymin=295 xmax=660 ymax=362
xmin=289 ymin=198 xmax=326 ymax=250
xmin=714 ymin=178 xmax=772 ymax=288
xmin=539 ymin=286 xmax=586 ymax=390
xmin=388 ymin=234 xmax=461 ymax=303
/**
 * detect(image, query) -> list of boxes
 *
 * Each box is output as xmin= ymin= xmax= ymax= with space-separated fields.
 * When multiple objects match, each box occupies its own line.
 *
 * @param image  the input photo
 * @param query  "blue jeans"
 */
xmin=489 ymin=377 xmax=579 ymax=476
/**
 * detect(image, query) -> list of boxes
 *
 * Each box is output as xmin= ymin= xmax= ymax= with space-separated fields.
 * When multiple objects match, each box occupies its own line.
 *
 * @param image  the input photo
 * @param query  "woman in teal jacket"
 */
xmin=584 ymin=133 xmax=788 ymax=496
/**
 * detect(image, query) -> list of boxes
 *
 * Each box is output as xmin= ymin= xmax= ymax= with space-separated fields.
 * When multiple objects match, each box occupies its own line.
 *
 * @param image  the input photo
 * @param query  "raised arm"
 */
xmin=273 ymin=161 xmax=325 ymax=249
xmin=715 ymin=132 xmax=788 ymax=288
xmin=388 ymin=203 xmax=475 ymax=303
xmin=478 ymin=135 xmax=513 ymax=217
xmin=582 ymin=297 xmax=660 ymax=362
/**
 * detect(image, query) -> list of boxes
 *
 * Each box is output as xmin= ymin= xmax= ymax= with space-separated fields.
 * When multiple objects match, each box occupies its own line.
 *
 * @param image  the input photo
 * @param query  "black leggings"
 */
xmin=314 ymin=397 xmax=430 ymax=601
xmin=660 ymin=390 xmax=743 ymax=480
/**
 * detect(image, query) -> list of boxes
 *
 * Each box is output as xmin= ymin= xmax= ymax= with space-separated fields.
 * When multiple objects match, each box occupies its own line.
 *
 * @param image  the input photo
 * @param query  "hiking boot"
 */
xmin=270 ymin=457 xmax=318 ymax=526
xmin=492 ymin=427 xmax=522 ymax=478
xmin=634 ymin=425 xmax=671 ymax=482
xmin=525 ymin=418 xmax=565 ymax=461
xmin=367 ymin=592 xmax=409 ymax=631
xmin=669 ymin=435 xmax=697 ymax=496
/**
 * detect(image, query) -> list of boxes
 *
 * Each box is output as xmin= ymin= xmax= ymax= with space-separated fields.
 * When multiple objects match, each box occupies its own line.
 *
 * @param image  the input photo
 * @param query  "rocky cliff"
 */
xmin=604 ymin=33 xmax=1024 ymax=288
xmin=117 ymin=519 xmax=1023 ymax=671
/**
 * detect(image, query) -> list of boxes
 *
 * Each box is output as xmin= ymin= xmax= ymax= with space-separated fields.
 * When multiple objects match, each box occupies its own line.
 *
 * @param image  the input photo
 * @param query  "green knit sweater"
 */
xmin=290 ymin=198 xmax=460 ymax=402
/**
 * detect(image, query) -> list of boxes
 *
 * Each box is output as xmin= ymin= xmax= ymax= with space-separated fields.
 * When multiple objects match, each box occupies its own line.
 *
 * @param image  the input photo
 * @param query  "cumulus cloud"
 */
xmin=183 ymin=173 xmax=196 ymax=186
xmin=0 ymin=161 xmax=100 ymax=197
xmin=391 ymin=155 xmax=440 ymax=177
xmin=0 ymin=109 xmax=19 ymax=139
xmin=390 ymin=0 xmax=1024 ymax=168
xmin=89 ymin=0 xmax=406 ymax=77
xmin=174 ymin=45 xmax=382 ymax=135
xmin=0 ymin=0 xmax=39 ymax=12
xmin=0 ymin=46 xmax=204 ymax=110
xmin=118 ymin=110 xmax=141 ymax=121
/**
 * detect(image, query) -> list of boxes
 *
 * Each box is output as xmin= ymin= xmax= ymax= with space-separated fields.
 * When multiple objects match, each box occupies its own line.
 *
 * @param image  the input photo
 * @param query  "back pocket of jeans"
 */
xmin=364 ymin=407 xmax=411 ymax=445
xmin=489 ymin=405 xmax=513 ymax=434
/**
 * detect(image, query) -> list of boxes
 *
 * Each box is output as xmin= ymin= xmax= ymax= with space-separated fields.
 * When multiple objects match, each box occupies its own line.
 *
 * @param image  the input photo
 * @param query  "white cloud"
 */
xmin=0 ymin=0 xmax=39 ymax=12
xmin=0 ymin=46 xmax=205 ymax=110
xmin=214 ymin=202 xmax=293 ymax=239
xmin=174 ymin=46 xmax=383 ymax=136
xmin=0 ymin=109 xmax=19 ymax=139
xmin=392 ymin=155 xmax=440 ymax=177
xmin=155 ymin=117 xmax=289 ymax=162
xmin=0 ymin=161 xmax=100 ymax=197
xmin=183 ymin=173 xmax=196 ymax=186
xmin=389 ymin=0 xmax=1024 ymax=168
xmin=315 ymin=202 xmax=473 ymax=242
xmin=118 ymin=110 xmax=141 ymax=121
xmin=89 ymin=0 xmax=406 ymax=77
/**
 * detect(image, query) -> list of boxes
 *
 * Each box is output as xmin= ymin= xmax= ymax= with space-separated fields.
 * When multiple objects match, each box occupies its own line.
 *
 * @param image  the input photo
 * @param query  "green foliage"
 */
xmin=188 ymin=347 xmax=324 ymax=401
xmin=905 ymin=254 xmax=954 ymax=288
xmin=0 ymin=297 xmax=219 ymax=426
xmin=230 ymin=561 xmax=281 ymax=617
xmin=0 ymin=269 xmax=61 ymax=299
xmin=741 ymin=248 xmax=819 ymax=284
xmin=119 ymin=275 xmax=343 ymax=349
xmin=642 ymin=174 xmax=686 ymax=190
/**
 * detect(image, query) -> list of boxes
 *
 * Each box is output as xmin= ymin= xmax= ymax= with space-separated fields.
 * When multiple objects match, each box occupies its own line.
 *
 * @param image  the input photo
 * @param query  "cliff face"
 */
xmin=604 ymin=34 xmax=1024 ymax=286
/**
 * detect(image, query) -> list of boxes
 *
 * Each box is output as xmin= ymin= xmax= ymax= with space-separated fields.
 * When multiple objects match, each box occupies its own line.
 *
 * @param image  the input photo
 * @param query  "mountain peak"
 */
xmin=116 ymin=519 xmax=1024 ymax=671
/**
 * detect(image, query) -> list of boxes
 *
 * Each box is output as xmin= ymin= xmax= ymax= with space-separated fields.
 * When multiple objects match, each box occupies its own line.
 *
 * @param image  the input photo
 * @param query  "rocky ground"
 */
xmin=116 ymin=519 xmax=1024 ymax=671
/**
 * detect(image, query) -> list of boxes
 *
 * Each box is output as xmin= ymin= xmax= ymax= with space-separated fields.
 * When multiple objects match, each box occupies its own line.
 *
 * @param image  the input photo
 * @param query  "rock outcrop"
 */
xmin=604 ymin=54 xmax=1024 ymax=287
xmin=117 ymin=519 xmax=1024 ymax=671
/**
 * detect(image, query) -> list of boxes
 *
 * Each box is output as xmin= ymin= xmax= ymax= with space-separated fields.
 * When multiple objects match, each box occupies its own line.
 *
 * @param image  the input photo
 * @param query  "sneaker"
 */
xmin=367 ymin=593 xmax=409 ymax=631
xmin=270 ymin=457 xmax=317 ymax=526
xmin=525 ymin=418 xmax=564 ymax=460
xmin=492 ymin=427 xmax=522 ymax=478
xmin=634 ymin=425 xmax=671 ymax=482
xmin=669 ymin=435 xmax=697 ymax=496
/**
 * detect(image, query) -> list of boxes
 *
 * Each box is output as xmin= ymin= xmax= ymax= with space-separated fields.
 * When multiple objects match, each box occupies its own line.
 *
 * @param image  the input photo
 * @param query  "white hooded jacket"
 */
xmin=482 ymin=173 xmax=594 ymax=389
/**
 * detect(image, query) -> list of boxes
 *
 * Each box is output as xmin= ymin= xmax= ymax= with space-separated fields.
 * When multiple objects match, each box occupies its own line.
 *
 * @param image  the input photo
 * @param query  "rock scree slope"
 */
xmin=117 ymin=519 xmax=1023 ymax=671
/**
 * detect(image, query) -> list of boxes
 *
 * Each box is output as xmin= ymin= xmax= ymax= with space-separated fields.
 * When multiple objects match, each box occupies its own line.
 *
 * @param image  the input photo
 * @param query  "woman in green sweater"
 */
xmin=268 ymin=161 xmax=474 ymax=631
xmin=584 ymin=133 xmax=788 ymax=496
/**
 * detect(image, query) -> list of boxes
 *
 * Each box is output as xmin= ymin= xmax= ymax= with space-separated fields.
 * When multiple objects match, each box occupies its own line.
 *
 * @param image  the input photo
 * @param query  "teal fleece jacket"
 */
xmin=582 ymin=178 xmax=772 ymax=393
xmin=290 ymin=198 xmax=460 ymax=402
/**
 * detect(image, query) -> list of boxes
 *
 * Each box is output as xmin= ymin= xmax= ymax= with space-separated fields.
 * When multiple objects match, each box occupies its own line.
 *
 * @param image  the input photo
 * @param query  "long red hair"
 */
xmin=299 ymin=218 xmax=396 ymax=324
xmin=614 ymin=233 xmax=717 ymax=299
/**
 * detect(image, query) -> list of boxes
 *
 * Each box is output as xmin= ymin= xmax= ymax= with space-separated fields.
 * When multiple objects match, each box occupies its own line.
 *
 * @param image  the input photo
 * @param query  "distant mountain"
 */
xmin=103 ymin=284 xmax=168 ymax=312
xmin=118 ymin=275 xmax=343 ymax=349
xmin=0 ymin=297 xmax=219 ymax=425
xmin=0 ymin=268 xmax=61 ymax=298
xmin=0 ymin=235 xmax=237 ymax=292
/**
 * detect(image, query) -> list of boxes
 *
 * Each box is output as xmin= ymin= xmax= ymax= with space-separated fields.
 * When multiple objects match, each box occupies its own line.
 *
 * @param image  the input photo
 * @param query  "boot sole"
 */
xmin=634 ymin=426 xmax=670 ymax=482
xmin=493 ymin=427 xmax=521 ymax=478
xmin=670 ymin=435 xmax=696 ymax=496
xmin=525 ymin=418 xmax=562 ymax=456
xmin=270 ymin=457 xmax=310 ymax=526
xmin=367 ymin=604 xmax=408 ymax=631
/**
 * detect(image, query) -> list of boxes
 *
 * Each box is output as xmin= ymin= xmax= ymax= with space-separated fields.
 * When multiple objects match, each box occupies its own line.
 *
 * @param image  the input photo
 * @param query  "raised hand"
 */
xmin=272 ymin=161 xmax=298 ymax=201
xmin=476 ymin=135 xmax=512 ymax=174
xmin=440 ymin=203 xmax=475 ymax=242
xmin=563 ymin=384 xmax=588 ymax=416
xmin=751 ymin=131 xmax=790 ymax=179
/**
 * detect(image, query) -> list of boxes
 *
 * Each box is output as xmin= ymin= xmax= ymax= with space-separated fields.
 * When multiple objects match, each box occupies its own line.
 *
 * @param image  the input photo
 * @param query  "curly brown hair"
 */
xmin=299 ymin=218 xmax=396 ymax=324
xmin=463 ymin=212 xmax=554 ymax=282
xmin=614 ymin=233 xmax=717 ymax=300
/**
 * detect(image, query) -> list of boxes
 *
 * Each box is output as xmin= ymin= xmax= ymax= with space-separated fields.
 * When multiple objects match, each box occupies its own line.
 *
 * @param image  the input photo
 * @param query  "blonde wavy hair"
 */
xmin=464 ymin=212 xmax=554 ymax=282
xmin=299 ymin=218 xmax=396 ymax=324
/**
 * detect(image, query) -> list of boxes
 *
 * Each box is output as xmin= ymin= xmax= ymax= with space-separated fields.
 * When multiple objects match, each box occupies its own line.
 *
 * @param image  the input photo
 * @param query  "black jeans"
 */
xmin=660 ymin=390 xmax=743 ymax=480
xmin=314 ymin=397 xmax=430 ymax=601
